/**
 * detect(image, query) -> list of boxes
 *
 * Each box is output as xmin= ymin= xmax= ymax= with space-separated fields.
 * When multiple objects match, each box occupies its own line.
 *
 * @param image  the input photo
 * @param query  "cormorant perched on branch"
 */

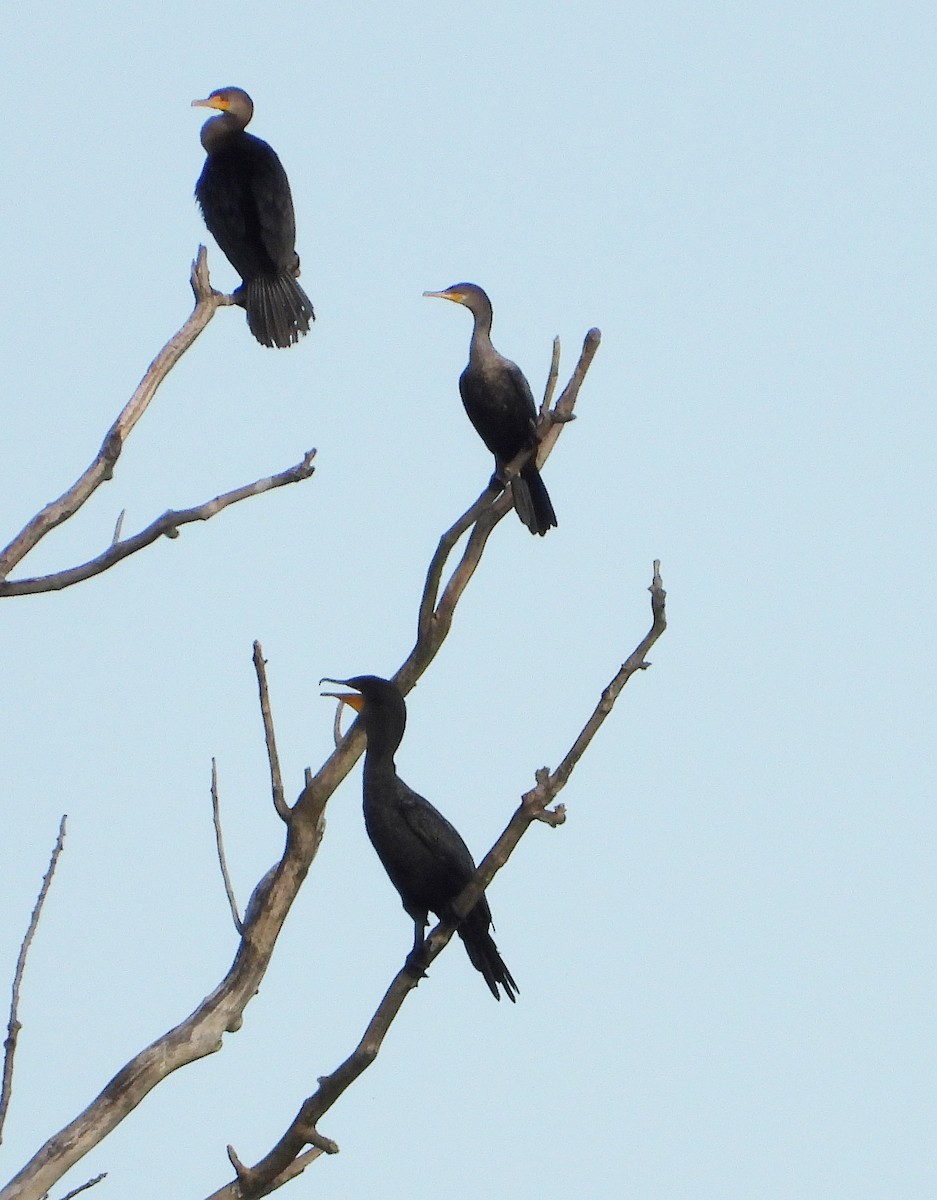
xmin=192 ymin=87 xmax=314 ymax=348
xmin=424 ymin=282 xmax=557 ymax=535
xmin=321 ymin=675 xmax=518 ymax=1002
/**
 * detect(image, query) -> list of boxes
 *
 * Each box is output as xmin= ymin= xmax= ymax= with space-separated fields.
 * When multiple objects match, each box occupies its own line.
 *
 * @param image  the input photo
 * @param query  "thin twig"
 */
xmin=253 ymin=643 xmax=290 ymax=823
xmin=211 ymin=760 xmax=243 ymax=935
xmin=0 ymin=451 xmax=317 ymax=597
xmin=201 ymin=1145 xmax=327 ymax=1200
xmin=0 ymin=247 xmax=236 ymax=582
xmin=217 ymin=563 xmax=667 ymax=1198
xmin=536 ymin=328 xmax=600 ymax=468
xmin=448 ymin=560 xmax=668 ymax=924
xmin=0 ymin=816 xmax=67 ymax=1144
xmin=540 ymin=336 xmax=561 ymax=416
xmin=57 ymin=1172 xmax=107 ymax=1199
xmin=331 ymin=703 xmax=346 ymax=749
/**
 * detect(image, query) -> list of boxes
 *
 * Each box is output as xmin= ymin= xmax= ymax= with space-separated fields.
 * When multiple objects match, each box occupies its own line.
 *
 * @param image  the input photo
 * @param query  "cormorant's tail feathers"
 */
xmin=512 ymin=463 xmax=557 ymax=537
xmin=459 ymin=926 xmax=519 ymax=1003
xmin=244 ymin=274 xmax=315 ymax=349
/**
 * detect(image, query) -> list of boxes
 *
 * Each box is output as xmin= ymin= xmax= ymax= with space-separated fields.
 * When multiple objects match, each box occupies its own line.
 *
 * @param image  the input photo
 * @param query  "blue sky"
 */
xmin=3 ymin=3 xmax=937 ymax=1197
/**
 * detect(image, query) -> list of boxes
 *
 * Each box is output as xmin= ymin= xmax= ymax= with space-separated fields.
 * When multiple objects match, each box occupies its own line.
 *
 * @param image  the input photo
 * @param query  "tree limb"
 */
xmin=211 ymin=760 xmax=243 ymax=935
xmin=0 ymin=327 xmax=597 ymax=1200
xmin=0 ymin=816 xmax=67 ymax=1144
xmin=253 ymin=643 xmax=290 ymax=823
xmin=0 ymin=247 xmax=239 ymax=583
xmin=540 ymin=335 xmax=561 ymax=417
xmin=57 ymin=1172 xmax=107 ymax=1200
xmin=0 ymin=451 xmax=316 ymax=597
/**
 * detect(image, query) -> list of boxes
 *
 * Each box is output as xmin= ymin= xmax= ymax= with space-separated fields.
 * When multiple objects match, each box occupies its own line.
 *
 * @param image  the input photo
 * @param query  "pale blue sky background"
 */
xmin=2 ymin=3 xmax=937 ymax=1197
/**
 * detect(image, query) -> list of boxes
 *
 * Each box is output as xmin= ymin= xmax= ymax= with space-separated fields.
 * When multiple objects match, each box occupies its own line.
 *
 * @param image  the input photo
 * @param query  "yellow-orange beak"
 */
xmin=423 ymin=288 xmax=464 ymax=304
xmin=192 ymin=94 xmax=230 ymax=111
xmin=321 ymin=691 xmax=364 ymax=713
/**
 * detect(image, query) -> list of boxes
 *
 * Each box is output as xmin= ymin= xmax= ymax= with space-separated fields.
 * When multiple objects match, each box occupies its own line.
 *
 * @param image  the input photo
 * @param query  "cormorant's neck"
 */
xmin=363 ymin=747 xmax=397 ymax=788
xmin=200 ymin=112 xmax=247 ymax=152
xmin=361 ymin=707 xmax=405 ymax=770
xmin=468 ymin=302 xmax=494 ymax=362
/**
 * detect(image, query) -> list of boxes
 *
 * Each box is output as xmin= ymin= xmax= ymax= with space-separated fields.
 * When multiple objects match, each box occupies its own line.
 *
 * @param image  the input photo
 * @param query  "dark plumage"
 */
xmin=192 ymin=87 xmax=314 ymax=348
xmin=321 ymin=675 xmax=518 ymax=1002
xmin=424 ymin=282 xmax=557 ymax=535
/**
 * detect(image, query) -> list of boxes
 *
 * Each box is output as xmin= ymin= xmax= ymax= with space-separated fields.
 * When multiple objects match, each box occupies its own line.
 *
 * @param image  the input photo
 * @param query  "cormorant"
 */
xmin=424 ymin=282 xmax=557 ymax=535
xmin=321 ymin=675 xmax=518 ymax=1002
xmin=192 ymin=87 xmax=314 ymax=348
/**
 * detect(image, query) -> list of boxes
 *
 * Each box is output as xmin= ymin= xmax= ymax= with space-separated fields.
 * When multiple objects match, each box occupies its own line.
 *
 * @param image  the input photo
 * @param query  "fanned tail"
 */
xmin=244 ymin=274 xmax=315 ymax=349
xmin=459 ymin=923 xmax=519 ymax=1003
xmin=512 ymin=463 xmax=557 ymax=536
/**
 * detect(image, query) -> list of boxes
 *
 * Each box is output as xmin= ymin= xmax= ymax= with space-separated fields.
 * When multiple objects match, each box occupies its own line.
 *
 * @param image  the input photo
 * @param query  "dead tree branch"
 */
xmin=57 ymin=1172 xmax=107 ymax=1200
xmin=0 ymin=247 xmax=242 ymax=586
xmin=0 ymin=328 xmax=598 ymax=1200
xmin=253 ymin=642 xmax=290 ymax=823
xmin=540 ymin=336 xmax=561 ymax=416
xmin=210 ymin=562 xmax=666 ymax=1199
xmin=0 ymin=451 xmax=316 ymax=598
xmin=0 ymin=816 xmax=67 ymax=1144
xmin=211 ymin=760 xmax=243 ymax=935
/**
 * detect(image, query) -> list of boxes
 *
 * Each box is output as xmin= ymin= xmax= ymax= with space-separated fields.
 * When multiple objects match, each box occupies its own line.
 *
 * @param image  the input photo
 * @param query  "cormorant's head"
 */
xmin=423 ymin=282 xmax=493 ymax=322
xmin=191 ymin=87 xmax=254 ymax=127
xmin=320 ymin=675 xmax=407 ymax=751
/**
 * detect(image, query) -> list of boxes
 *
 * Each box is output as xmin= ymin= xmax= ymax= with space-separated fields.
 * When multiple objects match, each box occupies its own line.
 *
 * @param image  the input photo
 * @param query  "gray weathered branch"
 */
xmin=0 ymin=247 xmax=243 ymax=587
xmin=0 ymin=451 xmax=316 ymax=597
xmin=57 ymin=1171 xmax=107 ymax=1200
xmin=211 ymin=760 xmax=244 ymax=935
xmin=253 ymin=642 xmax=290 ymax=823
xmin=0 ymin=816 xmax=67 ymax=1144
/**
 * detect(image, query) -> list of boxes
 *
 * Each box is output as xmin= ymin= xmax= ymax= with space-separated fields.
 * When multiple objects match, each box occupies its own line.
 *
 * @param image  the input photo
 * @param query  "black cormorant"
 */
xmin=321 ymin=675 xmax=518 ymax=1002
xmin=424 ymin=282 xmax=557 ymax=535
xmin=192 ymin=87 xmax=314 ymax=348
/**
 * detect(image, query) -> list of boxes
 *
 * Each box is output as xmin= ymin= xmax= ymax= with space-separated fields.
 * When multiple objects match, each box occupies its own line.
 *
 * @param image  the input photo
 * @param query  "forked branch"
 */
xmin=0 ymin=452 xmax=316 ymax=597
xmin=0 ymin=247 xmax=289 ymax=592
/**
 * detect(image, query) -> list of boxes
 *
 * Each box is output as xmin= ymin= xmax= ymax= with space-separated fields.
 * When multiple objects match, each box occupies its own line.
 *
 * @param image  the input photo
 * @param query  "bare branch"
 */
xmin=57 ymin=1172 xmax=107 ymax=1200
xmin=0 ymin=247 xmax=237 ymax=583
xmin=252 ymin=643 xmax=291 ymax=823
xmin=446 ymin=560 xmax=667 ymax=925
xmin=214 ymin=562 xmax=666 ymax=1198
xmin=0 ymin=816 xmax=67 ymax=1144
xmin=0 ymin=328 xmax=598 ymax=1200
xmin=331 ymin=702 xmax=346 ymax=749
xmin=540 ymin=335 xmax=561 ymax=416
xmin=546 ymin=559 xmax=667 ymax=797
xmin=536 ymin=327 xmax=600 ymax=467
xmin=0 ymin=451 xmax=317 ymax=598
xmin=211 ymin=760 xmax=244 ymax=935
xmin=201 ymin=1143 xmax=327 ymax=1200
xmin=416 ymin=484 xmax=501 ymax=641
